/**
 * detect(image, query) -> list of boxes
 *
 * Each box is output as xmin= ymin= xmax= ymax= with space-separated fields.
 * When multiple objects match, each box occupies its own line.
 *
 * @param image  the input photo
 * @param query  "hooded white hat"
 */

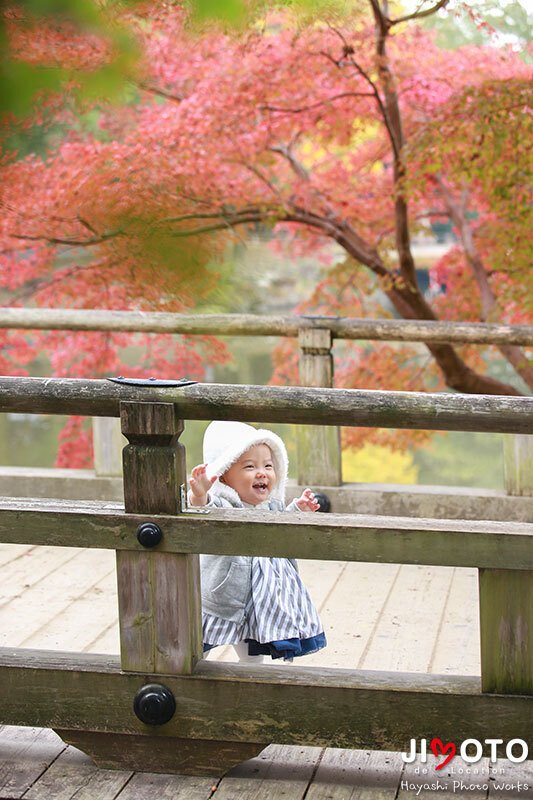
xmin=203 ymin=420 xmax=289 ymax=505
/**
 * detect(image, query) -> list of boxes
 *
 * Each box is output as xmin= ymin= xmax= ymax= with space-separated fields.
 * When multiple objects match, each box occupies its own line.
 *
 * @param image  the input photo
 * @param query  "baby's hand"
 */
xmin=189 ymin=463 xmax=216 ymax=506
xmin=295 ymin=488 xmax=320 ymax=513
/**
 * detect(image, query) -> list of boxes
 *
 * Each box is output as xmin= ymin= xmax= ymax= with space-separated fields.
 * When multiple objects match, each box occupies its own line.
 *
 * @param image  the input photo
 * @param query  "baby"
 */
xmin=188 ymin=420 xmax=326 ymax=662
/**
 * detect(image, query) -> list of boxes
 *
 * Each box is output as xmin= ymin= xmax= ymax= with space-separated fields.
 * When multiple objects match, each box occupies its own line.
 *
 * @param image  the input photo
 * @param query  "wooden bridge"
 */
xmin=0 ymin=375 xmax=532 ymax=795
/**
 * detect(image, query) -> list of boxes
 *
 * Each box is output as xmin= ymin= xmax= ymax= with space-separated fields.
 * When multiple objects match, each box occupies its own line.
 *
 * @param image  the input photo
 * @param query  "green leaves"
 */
xmin=1 ymin=0 xmax=141 ymax=121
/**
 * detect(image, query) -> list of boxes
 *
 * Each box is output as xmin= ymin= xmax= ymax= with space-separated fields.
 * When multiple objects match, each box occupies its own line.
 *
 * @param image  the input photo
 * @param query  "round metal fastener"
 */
xmin=133 ymin=683 xmax=176 ymax=726
xmin=314 ymin=492 xmax=331 ymax=513
xmin=136 ymin=522 xmax=163 ymax=548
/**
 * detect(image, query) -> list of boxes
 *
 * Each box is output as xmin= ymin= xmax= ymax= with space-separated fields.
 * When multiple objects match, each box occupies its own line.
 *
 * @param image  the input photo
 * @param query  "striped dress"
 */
xmin=203 ymin=502 xmax=326 ymax=661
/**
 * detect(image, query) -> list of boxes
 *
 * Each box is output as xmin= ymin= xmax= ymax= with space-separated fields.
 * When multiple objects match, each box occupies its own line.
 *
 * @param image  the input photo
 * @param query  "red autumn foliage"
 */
xmin=1 ymin=2 xmax=531 ymax=462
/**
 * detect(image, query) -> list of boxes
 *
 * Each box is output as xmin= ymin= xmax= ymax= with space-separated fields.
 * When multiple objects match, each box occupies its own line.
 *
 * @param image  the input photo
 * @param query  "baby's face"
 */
xmin=220 ymin=444 xmax=276 ymax=506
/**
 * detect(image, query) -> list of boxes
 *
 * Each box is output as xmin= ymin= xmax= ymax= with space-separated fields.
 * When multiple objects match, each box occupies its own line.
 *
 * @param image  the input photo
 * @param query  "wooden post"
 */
xmin=117 ymin=401 xmax=202 ymax=674
xmin=503 ymin=434 xmax=533 ymax=496
xmin=57 ymin=401 xmax=266 ymax=775
xmin=297 ymin=329 xmax=342 ymax=487
xmin=92 ymin=417 xmax=123 ymax=476
xmin=479 ymin=434 xmax=533 ymax=694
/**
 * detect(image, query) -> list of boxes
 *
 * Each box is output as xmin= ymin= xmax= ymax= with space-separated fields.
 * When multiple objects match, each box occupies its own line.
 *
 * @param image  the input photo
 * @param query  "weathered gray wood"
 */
xmin=399 ymin=754 xmax=491 ymax=800
xmin=298 ymin=329 xmax=342 ymax=486
xmin=2 ymin=471 xmax=532 ymax=520
xmin=0 ymin=726 xmax=66 ymax=799
xmin=1 ymin=649 xmax=531 ymax=752
xmin=1 ymin=308 xmax=532 ymax=346
xmin=482 ymin=433 xmax=533 ymax=696
xmin=92 ymin=417 xmax=123 ymax=477
xmin=488 ymin=759 xmax=533 ymax=798
xmin=115 ymin=770 xmax=216 ymax=799
xmin=117 ymin=401 xmax=202 ymax=675
xmin=479 ymin=568 xmax=533 ymax=694
xmin=216 ymin=743 xmax=323 ymax=799
xmin=1 ymin=497 xmax=532 ymax=570
xmin=23 ymin=744 xmax=132 ymax=800
xmin=54 ymin=731 xmax=264 ymax=778
xmin=1 ymin=377 xmax=531 ymax=433
xmin=504 ymin=434 xmax=533 ymax=497
xmin=305 ymin=748 xmax=404 ymax=800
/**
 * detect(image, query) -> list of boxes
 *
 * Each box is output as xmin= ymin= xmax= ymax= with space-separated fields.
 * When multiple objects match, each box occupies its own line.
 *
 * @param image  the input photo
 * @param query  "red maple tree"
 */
xmin=1 ymin=1 xmax=531 ymax=461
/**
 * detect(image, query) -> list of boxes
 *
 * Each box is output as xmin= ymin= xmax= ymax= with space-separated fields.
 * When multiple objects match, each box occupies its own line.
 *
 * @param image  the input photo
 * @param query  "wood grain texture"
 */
xmin=23 ymin=744 xmax=131 ymax=800
xmin=1 ymin=498 xmax=532 ymax=570
xmin=1 ymin=650 xmax=531 ymax=753
xmin=1 ymin=308 xmax=532 ymax=346
xmin=0 ymin=726 xmax=66 ymax=799
xmin=479 ymin=568 xmax=533 ymax=694
xmin=298 ymin=328 xmax=342 ymax=487
xmin=504 ymin=434 xmax=533 ymax=497
xmin=117 ymin=402 xmax=202 ymax=674
xmin=215 ymin=743 xmax=323 ymax=800
xmin=305 ymin=748 xmax=404 ymax=800
xmin=1 ymin=377 xmax=531 ymax=433
xmin=54 ymin=731 xmax=264 ymax=777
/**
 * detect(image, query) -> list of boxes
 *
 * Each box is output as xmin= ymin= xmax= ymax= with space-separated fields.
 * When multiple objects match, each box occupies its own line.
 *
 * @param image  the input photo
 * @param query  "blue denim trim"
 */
xmin=203 ymin=632 xmax=327 ymax=661
xmin=245 ymin=632 xmax=327 ymax=661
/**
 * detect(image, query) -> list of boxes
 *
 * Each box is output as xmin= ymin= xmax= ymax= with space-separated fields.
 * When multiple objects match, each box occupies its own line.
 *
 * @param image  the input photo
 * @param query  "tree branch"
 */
xmin=10 ymin=230 xmax=124 ymax=247
xmin=260 ymin=91 xmax=374 ymax=115
xmin=434 ymin=176 xmax=533 ymax=390
xmin=389 ymin=0 xmax=450 ymax=26
xmin=136 ymin=81 xmax=184 ymax=104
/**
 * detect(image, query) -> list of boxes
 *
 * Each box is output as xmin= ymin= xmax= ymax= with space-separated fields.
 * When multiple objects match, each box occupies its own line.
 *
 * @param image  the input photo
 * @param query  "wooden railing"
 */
xmin=0 ymin=376 xmax=532 ymax=775
xmin=2 ymin=309 xmax=533 ymax=488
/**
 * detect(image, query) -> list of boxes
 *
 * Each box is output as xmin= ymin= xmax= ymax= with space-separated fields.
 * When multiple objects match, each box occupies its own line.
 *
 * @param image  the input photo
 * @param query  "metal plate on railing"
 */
xmin=107 ymin=377 xmax=197 ymax=387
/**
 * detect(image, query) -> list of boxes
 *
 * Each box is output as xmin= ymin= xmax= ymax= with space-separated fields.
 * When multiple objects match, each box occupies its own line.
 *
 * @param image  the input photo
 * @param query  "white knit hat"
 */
xmin=203 ymin=420 xmax=289 ymax=505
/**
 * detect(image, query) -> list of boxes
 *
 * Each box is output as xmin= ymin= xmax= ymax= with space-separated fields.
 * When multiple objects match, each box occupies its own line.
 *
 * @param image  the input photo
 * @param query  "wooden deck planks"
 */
xmin=23 ymin=746 xmax=132 ymax=800
xmin=0 ymin=544 xmax=34 ymax=570
xmin=0 ymin=548 xmax=116 ymax=649
xmin=0 ymin=547 xmax=81 ymax=608
xmin=19 ymin=569 xmax=117 ymax=652
xmin=114 ymin=771 xmax=216 ymax=799
xmin=305 ymin=748 xmax=404 ymax=800
xmin=0 ymin=726 xmax=66 ymax=799
xmin=2 ymin=727 xmax=533 ymax=799
xmin=0 ymin=545 xmax=483 ymax=673
xmin=304 ymin=562 xmax=403 ymax=669
xmin=358 ymin=564 xmax=456 ymax=673
xmin=212 ymin=744 xmax=323 ymax=800
xmin=428 ymin=567 xmax=480 ymax=675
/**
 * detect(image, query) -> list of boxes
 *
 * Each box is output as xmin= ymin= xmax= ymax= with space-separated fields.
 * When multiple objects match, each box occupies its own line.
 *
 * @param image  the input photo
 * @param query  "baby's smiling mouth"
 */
xmin=253 ymin=482 xmax=268 ymax=491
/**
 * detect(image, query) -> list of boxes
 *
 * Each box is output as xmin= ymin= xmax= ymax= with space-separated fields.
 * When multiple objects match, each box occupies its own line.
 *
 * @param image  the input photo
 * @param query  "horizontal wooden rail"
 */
xmin=2 ymin=649 xmax=532 ymax=754
xmin=0 ymin=376 xmax=531 ymax=432
xmin=1 ymin=307 xmax=532 ymax=345
xmin=1 ymin=498 xmax=532 ymax=570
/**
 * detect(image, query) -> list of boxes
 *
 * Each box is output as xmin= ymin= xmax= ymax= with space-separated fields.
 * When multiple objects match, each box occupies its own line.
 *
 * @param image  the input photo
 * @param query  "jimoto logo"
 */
xmin=401 ymin=738 xmax=528 ymax=770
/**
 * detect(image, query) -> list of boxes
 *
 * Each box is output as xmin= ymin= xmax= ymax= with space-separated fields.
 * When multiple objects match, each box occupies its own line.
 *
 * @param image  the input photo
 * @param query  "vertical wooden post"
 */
xmin=92 ymin=417 xmax=123 ymax=476
xmin=297 ymin=328 xmax=342 ymax=487
xmin=117 ymin=401 xmax=203 ymax=675
xmin=503 ymin=434 xmax=533 ymax=497
xmin=57 ymin=400 xmax=266 ymax=774
xmin=479 ymin=434 xmax=533 ymax=694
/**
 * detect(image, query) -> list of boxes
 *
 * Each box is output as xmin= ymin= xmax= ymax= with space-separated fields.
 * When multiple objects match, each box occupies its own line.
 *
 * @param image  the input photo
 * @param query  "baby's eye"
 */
xmin=265 ymin=464 xmax=273 ymax=469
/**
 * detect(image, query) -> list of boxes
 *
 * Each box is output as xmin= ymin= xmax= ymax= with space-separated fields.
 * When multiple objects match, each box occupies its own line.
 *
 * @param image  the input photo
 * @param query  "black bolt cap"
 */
xmin=136 ymin=522 xmax=163 ymax=548
xmin=133 ymin=683 xmax=176 ymax=726
xmin=314 ymin=492 xmax=331 ymax=513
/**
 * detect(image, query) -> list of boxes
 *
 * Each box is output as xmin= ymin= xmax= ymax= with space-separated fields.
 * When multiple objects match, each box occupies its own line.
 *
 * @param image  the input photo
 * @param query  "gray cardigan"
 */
xmin=200 ymin=493 xmax=299 ymax=624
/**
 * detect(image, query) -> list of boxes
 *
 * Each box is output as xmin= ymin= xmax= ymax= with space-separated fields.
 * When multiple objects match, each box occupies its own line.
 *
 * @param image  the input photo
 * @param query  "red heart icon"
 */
xmin=430 ymin=738 xmax=457 ymax=770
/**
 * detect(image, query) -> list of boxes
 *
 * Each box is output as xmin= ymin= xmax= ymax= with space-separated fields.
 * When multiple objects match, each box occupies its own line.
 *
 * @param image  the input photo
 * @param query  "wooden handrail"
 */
xmin=0 ymin=497 xmax=531 ymax=570
xmin=0 ymin=376 xmax=531 ymax=432
xmin=1 ymin=307 xmax=532 ymax=345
